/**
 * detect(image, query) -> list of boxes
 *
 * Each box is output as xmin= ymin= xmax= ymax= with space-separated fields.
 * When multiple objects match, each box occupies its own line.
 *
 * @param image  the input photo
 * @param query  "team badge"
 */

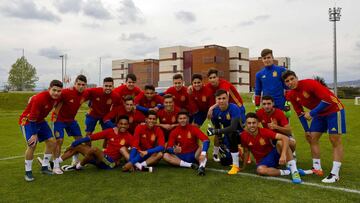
xmin=181 ymin=96 xmax=185 ymax=101
xmin=303 ymin=91 xmax=309 ymax=98
xmin=151 ymin=134 xmax=156 ymax=141
xmin=55 ymin=131 xmax=60 ymax=138
xmin=96 ymin=97 xmax=100 ymax=101
xmin=202 ymin=96 xmax=207 ymax=102
xmin=273 ymin=71 xmax=278 ymax=77
xmin=187 ymin=131 xmax=192 ymax=139
xmin=172 ymin=116 xmax=176 ymax=123
xmin=142 ymin=134 xmax=147 ymax=138
xmin=162 ymin=118 xmax=167 ymax=122
xmin=259 ymin=138 xmax=266 ymax=146
xmin=106 ymin=99 xmax=112 ymax=104
xmin=129 ymin=116 xmax=133 ymax=123
xmin=69 ymin=99 xmax=74 ymax=103
xmin=120 ymin=139 xmax=125 ymax=145
xmin=226 ymin=113 xmax=231 ymax=120
xmin=296 ymin=97 xmax=300 ymax=101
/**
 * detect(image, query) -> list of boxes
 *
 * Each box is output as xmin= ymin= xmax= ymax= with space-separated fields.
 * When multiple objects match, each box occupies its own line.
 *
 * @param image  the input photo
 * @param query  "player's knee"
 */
xmin=56 ymin=138 xmax=64 ymax=145
xmin=163 ymin=153 xmax=171 ymax=161
xmin=156 ymin=152 xmax=163 ymax=159
xmin=329 ymin=135 xmax=342 ymax=147
xmin=256 ymin=166 xmax=267 ymax=175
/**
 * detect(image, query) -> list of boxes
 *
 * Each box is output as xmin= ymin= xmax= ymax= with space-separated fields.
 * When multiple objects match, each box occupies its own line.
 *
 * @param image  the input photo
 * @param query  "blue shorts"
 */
xmin=257 ymin=148 xmax=280 ymax=168
xmin=176 ymin=152 xmax=197 ymax=163
xmin=85 ymin=114 xmax=107 ymax=133
xmin=130 ymin=152 xmax=151 ymax=164
xmin=193 ymin=111 xmax=207 ymax=126
xmin=20 ymin=121 xmax=53 ymax=143
xmin=89 ymin=154 xmax=115 ymax=170
xmin=310 ymin=109 xmax=346 ymax=134
xmin=53 ymin=121 xmax=82 ymax=139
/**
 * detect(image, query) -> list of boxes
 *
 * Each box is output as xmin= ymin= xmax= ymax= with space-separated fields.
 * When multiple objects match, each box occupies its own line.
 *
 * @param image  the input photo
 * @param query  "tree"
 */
xmin=7 ymin=56 xmax=39 ymax=91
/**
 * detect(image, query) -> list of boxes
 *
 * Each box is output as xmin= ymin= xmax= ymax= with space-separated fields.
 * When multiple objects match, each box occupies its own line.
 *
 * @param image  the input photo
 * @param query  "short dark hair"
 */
xmin=173 ymin=73 xmax=183 ymax=80
xmin=124 ymin=95 xmax=134 ymax=102
xmin=177 ymin=110 xmax=189 ymax=118
xmin=207 ymin=68 xmax=218 ymax=77
xmin=126 ymin=73 xmax=137 ymax=82
xmin=147 ymin=110 xmax=157 ymax=117
xmin=281 ymin=70 xmax=297 ymax=81
xmin=50 ymin=80 xmax=63 ymax=88
xmin=261 ymin=49 xmax=273 ymax=57
xmin=192 ymin=73 xmax=203 ymax=81
xmin=144 ymin=84 xmax=155 ymax=91
xmin=214 ymin=89 xmax=228 ymax=97
xmin=75 ymin=74 xmax=87 ymax=83
xmin=163 ymin=94 xmax=173 ymax=100
xmin=246 ymin=112 xmax=258 ymax=121
xmin=117 ymin=115 xmax=129 ymax=122
xmin=103 ymin=77 xmax=113 ymax=83
xmin=262 ymin=95 xmax=274 ymax=102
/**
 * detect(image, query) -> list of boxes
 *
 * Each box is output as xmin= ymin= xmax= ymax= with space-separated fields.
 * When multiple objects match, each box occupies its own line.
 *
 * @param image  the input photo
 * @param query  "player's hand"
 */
xmin=279 ymin=155 xmax=286 ymax=165
xmin=199 ymin=154 xmax=206 ymax=163
xmin=268 ymin=118 xmax=278 ymax=130
xmin=255 ymin=106 xmax=260 ymax=112
xmin=150 ymin=107 xmax=159 ymax=112
xmin=139 ymin=150 xmax=148 ymax=157
xmin=304 ymin=112 xmax=312 ymax=121
xmin=174 ymin=144 xmax=182 ymax=154
xmin=207 ymin=128 xmax=215 ymax=136
xmin=27 ymin=135 xmax=38 ymax=147
xmin=187 ymin=85 xmax=193 ymax=94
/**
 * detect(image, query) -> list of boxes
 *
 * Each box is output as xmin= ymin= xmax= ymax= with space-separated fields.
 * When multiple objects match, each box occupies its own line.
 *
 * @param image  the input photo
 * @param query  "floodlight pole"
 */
xmin=329 ymin=7 xmax=341 ymax=96
xmin=60 ymin=55 xmax=64 ymax=83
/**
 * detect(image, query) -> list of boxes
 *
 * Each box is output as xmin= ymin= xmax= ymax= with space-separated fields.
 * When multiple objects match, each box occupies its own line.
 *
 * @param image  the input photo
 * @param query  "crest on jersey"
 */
xmin=151 ymin=134 xmax=156 ymax=141
xmin=273 ymin=71 xmax=278 ymax=77
xmin=303 ymin=91 xmax=310 ymax=98
xmin=226 ymin=113 xmax=231 ymax=120
xmin=106 ymin=99 xmax=112 ymax=105
xmin=55 ymin=131 xmax=60 ymax=138
xmin=162 ymin=118 xmax=166 ymax=122
xmin=120 ymin=139 xmax=125 ymax=145
xmin=259 ymin=138 xmax=266 ymax=146
xmin=171 ymin=116 xmax=176 ymax=123
xmin=296 ymin=97 xmax=300 ymax=101
xmin=69 ymin=99 xmax=74 ymax=103
xmin=187 ymin=131 xmax=192 ymax=139
xmin=202 ymin=96 xmax=207 ymax=102
xmin=181 ymin=96 xmax=185 ymax=101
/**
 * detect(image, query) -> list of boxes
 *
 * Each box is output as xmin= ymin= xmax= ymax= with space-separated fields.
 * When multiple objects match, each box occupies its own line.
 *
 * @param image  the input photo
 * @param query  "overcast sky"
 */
xmin=0 ymin=0 xmax=359 ymax=88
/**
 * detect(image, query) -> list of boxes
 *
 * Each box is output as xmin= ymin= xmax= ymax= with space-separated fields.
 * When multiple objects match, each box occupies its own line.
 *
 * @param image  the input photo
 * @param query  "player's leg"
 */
xmin=308 ymin=116 xmax=327 ymax=176
xmin=212 ymin=135 xmax=220 ymax=162
xmin=39 ymin=122 xmax=57 ymax=175
xmin=22 ymin=124 xmax=38 ymax=181
xmin=163 ymin=152 xmax=198 ymax=169
xmin=68 ymin=121 xmax=83 ymax=166
xmin=60 ymin=145 xmax=91 ymax=171
xmin=120 ymin=146 xmax=130 ymax=161
xmin=195 ymin=146 xmax=207 ymax=175
xmin=53 ymin=121 xmax=66 ymax=174
xmin=276 ymin=140 xmax=301 ymax=183
xmin=143 ymin=152 xmax=163 ymax=166
xmin=227 ymin=132 xmax=241 ymax=175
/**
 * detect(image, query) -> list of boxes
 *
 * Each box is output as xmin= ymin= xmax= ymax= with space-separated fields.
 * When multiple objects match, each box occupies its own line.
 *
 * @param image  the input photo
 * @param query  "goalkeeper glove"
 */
xmin=207 ymin=128 xmax=220 ymax=136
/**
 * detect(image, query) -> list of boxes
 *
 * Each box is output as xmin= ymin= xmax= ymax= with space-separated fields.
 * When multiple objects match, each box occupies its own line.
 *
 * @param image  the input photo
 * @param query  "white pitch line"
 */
xmin=0 ymin=152 xmax=43 ymax=161
xmin=207 ymin=168 xmax=360 ymax=195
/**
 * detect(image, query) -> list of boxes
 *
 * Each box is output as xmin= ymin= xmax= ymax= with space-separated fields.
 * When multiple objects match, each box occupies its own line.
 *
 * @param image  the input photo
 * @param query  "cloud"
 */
xmin=81 ymin=22 xmax=102 ymax=29
xmin=38 ymin=46 xmax=64 ymax=59
xmin=0 ymin=0 xmax=61 ymax=23
xmin=238 ymin=14 xmax=271 ymax=27
xmin=174 ymin=11 xmax=196 ymax=23
xmin=83 ymin=0 xmax=112 ymax=20
xmin=118 ymin=0 xmax=145 ymax=25
xmin=54 ymin=0 xmax=83 ymax=14
xmin=119 ymin=33 xmax=156 ymax=41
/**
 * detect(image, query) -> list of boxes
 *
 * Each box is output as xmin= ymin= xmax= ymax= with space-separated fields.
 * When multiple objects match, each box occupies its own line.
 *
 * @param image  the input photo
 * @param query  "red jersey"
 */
xmin=113 ymin=84 xmax=142 ymax=101
xmin=190 ymin=85 xmax=214 ymax=112
xmin=19 ymin=91 xmax=58 ymax=125
xmin=167 ymin=124 xmax=209 ymax=154
xmin=90 ymin=128 xmax=132 ymax=162
xmin=286 ymin=79 xmax=344 ymax=116
xmin=86 ymin=88 xmax=121 ymax=119
xmin=103 ymin=106 xmax=145 ymax=134
xmin=157 ymin=106 xmax=180 ymax=125
xmin=134 ymin=92 xmax=164 ymax=108
xmin=164 ymin=86 xmax=198 ymax=114
xmin=256 ymin=108 xmax=288 ymax=131
xmin=56 ymin=87 xmax=88 ymax=122
xmin=206 ymin=78 xmax=244 ymax=106
xmin=132 ymin=124 xmax=165 ymax=151
xmin=240 ymin=128 xmax=277 ymax=164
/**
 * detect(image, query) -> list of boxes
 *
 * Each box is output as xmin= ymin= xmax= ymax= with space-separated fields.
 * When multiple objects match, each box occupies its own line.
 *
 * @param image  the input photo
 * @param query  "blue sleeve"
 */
xmin=229 ymin=105 xmax=241 ymax=119
xmin=166 ymin=147 xmax=174 ymax=154
xmin=103 ymin=121 xmax=115 ymax=129
xmin=158 ymin=92 xmax=165 ymax=97
xmin=239 ymin=105 xmax=246 ymax=125
xmin=254 ymin=72 xmax=262 ymax=96
xmin=71 ymin=136 xmax=91 ymax=147
xmin=299 ymin=115 xmax=310 ymax=132
xmin=156 ymin=104 xmax=164 ymax=109
xmin=29 ymin=121 xmax=37 ymax=135
xmin=202 ymin=140 xmax=210 ymax=152
xmin=147 ymin=146 xmax=165 ymax=155
xmin=309 ymin=101 xmax=330 ymax=117
xmin=136 ymin=105 xmax=149 ymax=113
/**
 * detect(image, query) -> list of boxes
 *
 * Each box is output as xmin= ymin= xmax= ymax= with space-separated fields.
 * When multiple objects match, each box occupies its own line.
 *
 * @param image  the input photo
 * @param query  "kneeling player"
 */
xmin=163 ymin=111 xmax=209 ymax=176
xmin=241 ymin=113 xmax=302 ymax=184
xmin=66 ymin=115 xmax=132 ymax=170
xmin=122 ymin=111 xmax=165 ymax=172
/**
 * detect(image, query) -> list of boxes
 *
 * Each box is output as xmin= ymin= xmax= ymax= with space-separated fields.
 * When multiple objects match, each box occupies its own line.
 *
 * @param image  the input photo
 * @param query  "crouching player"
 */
xmin=122 ymin=111 xmax=165 ymax=172
xmin=64 ymin=115 xmax=133 ymax=170
xmin=163 ymin=111 xmax=209 ymax=176
xmin=241 ymin=113 xmax=302 ymax=184
xmin=20 ymin=80 xmax=63 ymax=181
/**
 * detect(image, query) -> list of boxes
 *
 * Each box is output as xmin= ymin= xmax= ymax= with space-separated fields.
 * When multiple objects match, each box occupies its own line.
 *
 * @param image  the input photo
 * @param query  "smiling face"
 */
xmin=173 ymin=78 xmax=183 ymax=91
xmin=208 ymin=73 xmax=219 ymax=87
xmin=245 ymin=117 xmax=259 ymax=135
xmin=261 ymin=53 xmax=274 ymax=67
xmin=177 ymin=114 xmax=188 ymax=126
xmin=124 ymin=99 xmax=134 ymax=112
xmin=146 ymin=114 xmax=157 ymax=128
xmin=164 ymin=97 xmax=174 ymax=111
xmin=192 ymin=78 xmax=203 ymax=91
xmin=126 ymin=78 xmax=135 ymax=90
xmin=74 ymin=80 xmax=86 ymax=93
xmin=103 ymin=81 xmax=113 ymax=94
xmin=284 ymin=75 xmax=299 ymax=90
xmin=216 ymin=92 xmax=229 ymax=110
xmin=262 ymin=99 xmax=274 ymax=113
xmin=49 ymin=86 xmax=62 ymax=99
xmin=117 ymin=118 xmax=129 ymax=133
xmin=144 ymin=89 xmax=155 ymax=100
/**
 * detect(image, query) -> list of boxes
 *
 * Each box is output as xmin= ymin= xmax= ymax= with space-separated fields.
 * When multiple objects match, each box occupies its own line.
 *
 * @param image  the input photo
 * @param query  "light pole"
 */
xmin=329 ymin=7 xmax=341 ymax=96
xmin=59 ymin=55 xmax=65 ymax=83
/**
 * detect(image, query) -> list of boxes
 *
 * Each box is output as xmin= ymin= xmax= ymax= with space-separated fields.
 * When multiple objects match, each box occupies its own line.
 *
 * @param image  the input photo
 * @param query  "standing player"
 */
xmin=19 ymin=80 xmax=63 ymax=181
xmin=282 ymin=70 xmax=345 ymax=183
xmin=134 ymin=84 xmax=163 ymax=113
xmin=163 ymin=111 xmax=209 ymax=176
xmin=157 ymin=94 xmax=180 ymax=140
xmin=207 ymin=89 xmax=245 ymax=175
xmin=256 ymin=95 xmax=296 ymax=152
xmin=122 ymin=111 xmax=165 ymax=172
xmin=113 ymin=73 xmax=142 ymax=101
xmin=240 ymin=113 xmax=302 ymax=184
xmin=254 ymin=49 xmax=287 ymax=110
xmin=52 ymin=75 xmax=88 ymax=174
xmin=189 ymin=73 xmax=214 ymax=127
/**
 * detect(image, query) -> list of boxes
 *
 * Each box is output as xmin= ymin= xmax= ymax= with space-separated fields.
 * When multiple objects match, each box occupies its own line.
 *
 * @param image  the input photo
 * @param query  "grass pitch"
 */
xmin=0 ymin=92 xmax=359 ymax=202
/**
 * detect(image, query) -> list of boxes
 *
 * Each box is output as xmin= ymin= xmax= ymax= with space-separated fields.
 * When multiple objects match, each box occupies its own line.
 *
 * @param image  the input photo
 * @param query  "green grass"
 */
xmin=0 ymin=92 xmax=360 ymax=202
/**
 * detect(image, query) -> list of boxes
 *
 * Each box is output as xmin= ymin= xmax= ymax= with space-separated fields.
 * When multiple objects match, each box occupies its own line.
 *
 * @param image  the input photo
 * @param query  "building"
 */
xmin=159 ymin=45 xmax=250 ymax=93
xmin=112 ymin=59 xmax=159 ymax=89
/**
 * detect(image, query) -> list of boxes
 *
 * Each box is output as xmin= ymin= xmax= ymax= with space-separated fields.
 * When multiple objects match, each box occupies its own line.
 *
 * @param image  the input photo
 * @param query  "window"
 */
xmin=121 ymin=74 xmax=124 ymax=79
xmin=173 ymin=65 xmax=177 ymax=73
xmin=238 ymin=52 xmax=242 ymax=59
xmin=239 ymin=77 xmax=242 ymax=84
xmin=239 ymin=65 xmax=242 ymax=71
xmin=121 ymin=64 xmax=124 ymax=69
xmin=203 ymin=56 xmax=214 ymax=64
xmin=215 ymin=56 xmax=224 ymax=63
xmin=172 ymin=52 xmax=177 ymax=60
